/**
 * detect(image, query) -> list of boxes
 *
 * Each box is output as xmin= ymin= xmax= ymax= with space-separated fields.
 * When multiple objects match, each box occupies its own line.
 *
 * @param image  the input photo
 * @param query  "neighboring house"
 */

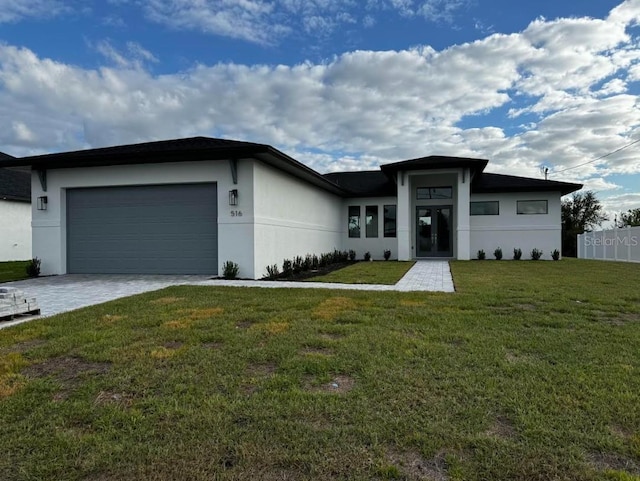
xmin=0 ymin=152 xmax=32 ymax=261
xmin=0 ymin=137 xmax=582 ymax=278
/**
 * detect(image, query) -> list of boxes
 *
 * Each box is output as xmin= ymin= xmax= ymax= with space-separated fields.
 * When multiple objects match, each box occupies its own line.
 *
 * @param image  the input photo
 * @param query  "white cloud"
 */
xmin=0 ymin=0 xmax=639 ymax=191
xmin=137 ymin=0 xmax=472 ymax=44
xmin=0 ymin=0 xmax=69 ymax=22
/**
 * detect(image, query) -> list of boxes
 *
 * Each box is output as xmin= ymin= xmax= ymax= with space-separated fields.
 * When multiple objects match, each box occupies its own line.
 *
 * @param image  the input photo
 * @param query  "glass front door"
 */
xmin=416 ymin=206 xmax=453 ymax=257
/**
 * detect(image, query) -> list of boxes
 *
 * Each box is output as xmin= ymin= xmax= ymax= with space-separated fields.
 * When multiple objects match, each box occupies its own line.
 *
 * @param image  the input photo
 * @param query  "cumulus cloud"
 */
xmin=0 ymin=0 xmax=639 ymax=210
xmin=0 ymin=0 xmax=69 ymax=22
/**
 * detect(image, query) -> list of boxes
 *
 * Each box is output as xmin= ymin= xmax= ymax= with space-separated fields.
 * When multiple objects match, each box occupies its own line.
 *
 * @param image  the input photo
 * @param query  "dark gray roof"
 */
xmin=472 ymin=173 xmax=582 ymax=196
xmin=323 ymin=171 xmax=396 ymax=197
xmin=1 ymin=137 xmax=346 ymax=196
xmin=0 ymin=138 xmax=582 ymax=198
xmin=0 ymin=168 xmax=30 ymax=202
xmin=381 ymin=155 xmax=489 ymax=175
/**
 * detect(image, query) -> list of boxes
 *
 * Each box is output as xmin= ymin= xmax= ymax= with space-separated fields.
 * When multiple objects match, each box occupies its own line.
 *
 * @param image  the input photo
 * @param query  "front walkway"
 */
xmin=1 ymin=261 xmax=454 ymax=328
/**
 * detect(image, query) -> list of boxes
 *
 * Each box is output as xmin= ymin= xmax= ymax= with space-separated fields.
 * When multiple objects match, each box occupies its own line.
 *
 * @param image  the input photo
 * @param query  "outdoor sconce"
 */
xmin=37 ymin=196 xmax=48 ymax=211
xmin=229 ymin=189 xmax=238 ymax=206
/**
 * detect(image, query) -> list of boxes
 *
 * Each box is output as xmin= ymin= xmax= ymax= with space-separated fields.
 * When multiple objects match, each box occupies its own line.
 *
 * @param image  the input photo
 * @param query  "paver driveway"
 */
xmin=1 ymin=261 xmax=454 ymax=329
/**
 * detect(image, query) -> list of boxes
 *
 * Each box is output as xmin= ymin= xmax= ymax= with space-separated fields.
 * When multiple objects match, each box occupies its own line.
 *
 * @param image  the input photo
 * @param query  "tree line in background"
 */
xmin=561 ymin=191 xmax=640 ymax=257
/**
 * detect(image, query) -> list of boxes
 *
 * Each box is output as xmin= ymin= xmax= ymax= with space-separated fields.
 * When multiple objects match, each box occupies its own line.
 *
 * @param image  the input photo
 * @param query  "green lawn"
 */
xmin=309 ymin=260 xmax=415 ymax=284
xmin=0 ymin=261 xmax=30 ymax=283
xmin=1 ymin=259 xmax=639 ymax=480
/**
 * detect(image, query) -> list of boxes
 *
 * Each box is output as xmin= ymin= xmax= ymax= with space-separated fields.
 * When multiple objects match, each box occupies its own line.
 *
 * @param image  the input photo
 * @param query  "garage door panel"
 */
xmin=67 ymin=184 xmax=218 ymax=274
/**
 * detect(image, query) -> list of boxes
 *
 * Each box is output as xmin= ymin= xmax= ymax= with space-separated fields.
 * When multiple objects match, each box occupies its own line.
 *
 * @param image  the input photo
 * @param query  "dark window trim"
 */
xmin=470 ymin=201 xmax=500 ymax=216
xmin=348 ymin=205 xmax=361 ymax=238
xmin=416 ymin=186 xmax=453 ymax=200
xmin=517 ymin=200 xmax=548 ymax=215
xmin=365 ymin=205 xmax=379 ymax=238
xmin=384 ymin=204 xmax=397 ymax=238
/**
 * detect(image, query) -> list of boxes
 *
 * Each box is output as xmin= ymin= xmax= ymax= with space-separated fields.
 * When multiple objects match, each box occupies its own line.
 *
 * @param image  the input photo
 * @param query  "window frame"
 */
xmin=348 ymin=206 xmax=361 ymax=238
xmin=383 ymin=204 xmax=397 ymax=238
xmin=470 ymin=201 xmax=500 ymax=216
xmin=365 ymin=205 xmax=379 ymax=238
xmin=416 ymin=186 xmax=453 ymax=200
xmin=517 ymin=200 xmax=548 ymax=215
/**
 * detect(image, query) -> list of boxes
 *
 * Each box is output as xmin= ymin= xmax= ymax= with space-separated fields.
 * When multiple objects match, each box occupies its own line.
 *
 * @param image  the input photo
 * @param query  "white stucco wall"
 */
xmin=469 ymin=191 xmax=562 ymax=260
xmin=342 ymin=197 xmax=398 ymax=260
xmin=252 ymin=161 xmax=343 ymax=277
xmin=0 ymin=200 xmax=31 ymax=261
xmin=31 ymin=160 xmax=256 ymax=277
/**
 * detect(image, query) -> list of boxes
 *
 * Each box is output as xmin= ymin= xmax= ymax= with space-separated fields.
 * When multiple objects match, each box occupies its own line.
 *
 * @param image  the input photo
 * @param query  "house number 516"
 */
xmin=230 ymin=210 xmax=243 ymax=217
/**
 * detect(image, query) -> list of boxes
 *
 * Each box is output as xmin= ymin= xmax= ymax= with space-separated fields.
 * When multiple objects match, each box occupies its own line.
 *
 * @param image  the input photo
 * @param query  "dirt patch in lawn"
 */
xmin=300 ymin=346 xmax=334 ymax=356
xmin=485 ymin=415 xmax=517 ymax=440
xmin=236 ymin=320 xmax=255 ymax=329
xmin=163 ymin=341 xmax=184 ymax=350
xmin=94 ymin=390 xmax=134 ymax=408
xmin=2 ymin=339 xmax=47 ymax=353
xmin=242 ymin=362 xmax=278 ymax=395
xmin=306 ymin=374 xmax=355 ymax=394
xmin=588 ymin=452 xmax=640 ymax=475
xmin=22 ymin=356 xmax=111 ymax=400
xmin=386 ymin=448 xmax=449 ymax=481
xmin=202 ymin=342 xmax=223 ymax=350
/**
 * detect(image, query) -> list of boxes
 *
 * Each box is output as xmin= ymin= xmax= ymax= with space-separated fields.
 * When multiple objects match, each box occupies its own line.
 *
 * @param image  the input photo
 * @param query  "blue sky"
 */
xmin=0 ymin=0 xmax=639 ymax=217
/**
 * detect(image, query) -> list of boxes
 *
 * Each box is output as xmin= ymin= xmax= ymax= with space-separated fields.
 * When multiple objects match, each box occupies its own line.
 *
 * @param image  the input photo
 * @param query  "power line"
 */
xmin=553 ymin=137 xmax=640 ymax=174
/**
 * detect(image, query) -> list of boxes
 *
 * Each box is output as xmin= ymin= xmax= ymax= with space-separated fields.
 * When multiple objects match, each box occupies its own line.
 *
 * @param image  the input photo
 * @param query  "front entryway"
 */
xmin=416 ymin=206 xmax=453 ymax=257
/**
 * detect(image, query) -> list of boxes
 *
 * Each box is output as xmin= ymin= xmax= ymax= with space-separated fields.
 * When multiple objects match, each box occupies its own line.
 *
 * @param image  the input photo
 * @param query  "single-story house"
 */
xmin=0 ymin=152 xmax=32 ymax=262
xmin=0 ymin=137 xmax=582 ymax=278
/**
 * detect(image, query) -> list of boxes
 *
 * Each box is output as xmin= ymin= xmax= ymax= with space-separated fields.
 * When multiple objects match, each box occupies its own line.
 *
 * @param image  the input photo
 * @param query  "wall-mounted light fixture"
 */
xmin=229 ymin=189 xmax=238 ymax=206
xmin=37 ymin=196 xmax=48 ymax=211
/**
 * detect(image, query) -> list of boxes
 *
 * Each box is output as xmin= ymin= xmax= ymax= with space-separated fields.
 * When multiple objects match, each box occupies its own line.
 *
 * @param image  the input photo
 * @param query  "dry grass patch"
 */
xmin=313 ymin=296 xmax=358 ymax=320
xmin=254 ymin=321 xmax=290 ymax=335
xmin=162 ymin=319 xmax=193 ymax=329
xmin=150 ymin=296 xmax=185 ymax=305
xmin=400 ymin=300 xmax=428 ymax=307
xmin=150 ymin=347 xmax=179 ymax=359
xmin=100 ymin=314 xmax=126 ymax=324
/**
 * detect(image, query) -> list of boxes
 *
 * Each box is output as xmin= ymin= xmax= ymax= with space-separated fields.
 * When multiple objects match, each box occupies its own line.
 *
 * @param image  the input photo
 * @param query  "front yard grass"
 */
xmin=0 ymin=259 xmax=639 ymax=480
xmin=0 ymin=260 xmax=30 ymax=283
xmin=309 ymin=260 xmax=415 ymax=284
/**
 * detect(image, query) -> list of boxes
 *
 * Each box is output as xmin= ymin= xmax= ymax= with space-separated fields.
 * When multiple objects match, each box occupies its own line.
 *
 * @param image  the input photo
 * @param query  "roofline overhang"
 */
xmin=0 ymin=142 xmax=347 ymax=196
xmin=472 ymin=184 xmax=583 ymax=196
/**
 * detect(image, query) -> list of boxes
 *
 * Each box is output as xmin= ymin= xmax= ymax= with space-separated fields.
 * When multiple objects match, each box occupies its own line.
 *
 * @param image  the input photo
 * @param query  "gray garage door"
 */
xmin=67 ymin=183 xmax=218 ymax=274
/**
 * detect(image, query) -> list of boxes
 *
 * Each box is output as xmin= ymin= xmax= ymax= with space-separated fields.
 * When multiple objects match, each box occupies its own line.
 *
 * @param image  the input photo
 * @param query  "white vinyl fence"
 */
xmin=577 ymin=226 xmax=640 ymax=263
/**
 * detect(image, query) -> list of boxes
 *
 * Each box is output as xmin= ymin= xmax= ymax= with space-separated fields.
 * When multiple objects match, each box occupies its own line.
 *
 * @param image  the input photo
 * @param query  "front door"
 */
xmin=416 ymin=206 xmax=453 ymax=257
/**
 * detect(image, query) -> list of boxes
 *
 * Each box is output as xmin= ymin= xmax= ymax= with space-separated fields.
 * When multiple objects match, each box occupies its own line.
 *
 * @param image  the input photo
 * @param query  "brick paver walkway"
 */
xmin=1 ymin=261 xmax=454 ymax=328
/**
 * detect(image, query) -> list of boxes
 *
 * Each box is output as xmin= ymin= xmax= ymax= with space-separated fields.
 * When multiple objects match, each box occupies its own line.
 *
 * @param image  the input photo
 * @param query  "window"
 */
xmin=384 ymin=205 xmax=397 ymax=238
xmin=417 ymin=187 xmax=452 ymax=200
xmin=348 ymin=206 xmax=361 ymax=237
xmin=366 ymin=205 xmax=378 ymax=238
xmin=517 ymin=200 xmax=548 ymax=215
xmin=470 ymin=201 xmax=499 ymax=215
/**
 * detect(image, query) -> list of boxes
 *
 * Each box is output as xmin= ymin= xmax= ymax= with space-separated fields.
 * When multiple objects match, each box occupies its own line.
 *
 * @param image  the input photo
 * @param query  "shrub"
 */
xmin=293 ymin=256 xmax=304 ymax=274
xmin=25 ymin=257 xmax=41 ymax=278
xmin=384 ymin=249 xmax=391 ymax=261
xmin=265 ymin=264 xmax=280 ymax=280
xmin=493 ymin=247 xmax=503 ymax=260
xmin=282 ymin=259 xmax=293 ymax=276
xmin=319 ymin=253 xmax=331 ymax=268
xmin=477 ymin=249 xmax=486 ymax=260
xmin=551 ymin=249 xmax=561 ymax=261
xmin=311 ymin=255 xmax=319 ymax=270
xmin=303 ymin=254 xmax=312 ymax=271
xmin=348 ymin=250 xmax=356 ymax=261
xmin=222 ymin=261 xmax=239 ymax=279
xmin=531 ymin=248 xmax=543 ymax=261
xmin=364 ymin=251 xmax=371 ymax=261
xmin=513 ymin=248 xmax=522 ymax=260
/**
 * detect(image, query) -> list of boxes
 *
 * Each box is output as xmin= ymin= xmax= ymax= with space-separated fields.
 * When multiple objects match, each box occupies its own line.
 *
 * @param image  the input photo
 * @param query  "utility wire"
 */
xmin=553 ymin=137 xmax=640 ymax=174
